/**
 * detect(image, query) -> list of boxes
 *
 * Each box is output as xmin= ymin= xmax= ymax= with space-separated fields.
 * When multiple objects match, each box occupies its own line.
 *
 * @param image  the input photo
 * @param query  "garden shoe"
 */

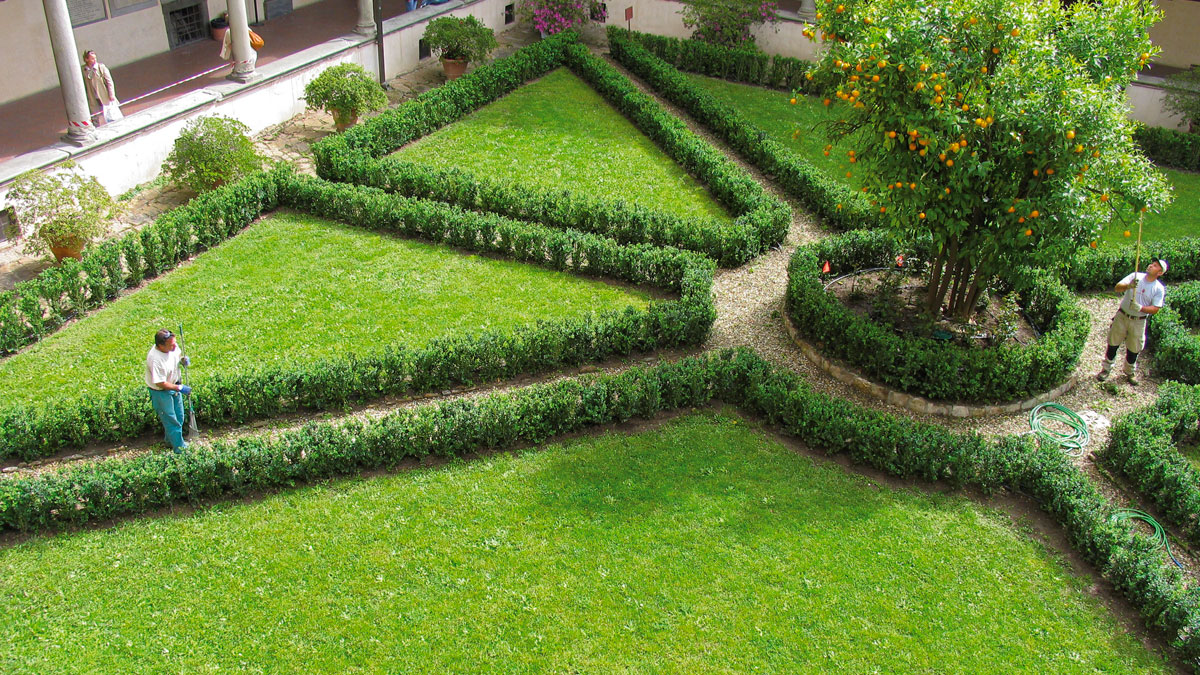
xmin=1095 ymin=369 xmax=1110 ymax=382
xmin=1126 ymin=373 xmax=1140 ymax=386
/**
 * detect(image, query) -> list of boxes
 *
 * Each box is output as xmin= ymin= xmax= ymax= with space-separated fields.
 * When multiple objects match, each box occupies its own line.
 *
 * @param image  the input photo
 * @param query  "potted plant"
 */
xmin=422 ymin=16 xmax=498 ymax=81
xmin=209 ymin=12 xmax=229 ymax=42
xmin=162 ymin=116 xmax=262 ymax=193
xmin=7 ymin=161 xmax=114 ymax=262
xmin=303 ymin=63 xmax=388 ymax=132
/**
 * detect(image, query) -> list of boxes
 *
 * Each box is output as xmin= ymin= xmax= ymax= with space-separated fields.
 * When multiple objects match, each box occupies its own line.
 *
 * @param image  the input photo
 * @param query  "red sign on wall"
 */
xmin=625 ymin=6 xmax=633 ymax=21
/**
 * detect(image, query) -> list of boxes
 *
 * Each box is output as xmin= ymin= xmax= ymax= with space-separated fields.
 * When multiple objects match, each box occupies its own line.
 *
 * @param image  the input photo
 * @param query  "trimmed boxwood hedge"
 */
xmin=786 ymin=229 xmax=1091 ymax=403
xmin=1097 ymin=382 xmax=1200 ymax=549
xmin=1065 ymin=237 xmax=1200 ymax=291
xmin=0 ymin=173 xmax=717 ymax=462
xmin=1135 ymin=126 xmax=1200 ymax=172
xmin=3 ymin=348 xmax=1199 ymax=667
xmin=0 ymin=167 xmax=287 ymax=356
xmin=311 ymin=32 xmax=790 ymax=268
xmin=1151 ymin=281 xmax=1200 ymax=384
xmin=607 ymin=27 xmax=873 ymax=234
xmin=615 ymin=28 xmax=816 ymax=92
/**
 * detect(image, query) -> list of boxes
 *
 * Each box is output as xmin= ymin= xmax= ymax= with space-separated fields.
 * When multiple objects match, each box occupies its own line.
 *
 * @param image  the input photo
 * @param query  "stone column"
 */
xmin=799 ymin=0 xmax=817 ymax=20
xmin=226 ymin=0 xmax=259 ymax=83
xmin=355 ymin=0 xmax=375 ymax=36
xmin=42 ymin=0 xmax=96 ymax=146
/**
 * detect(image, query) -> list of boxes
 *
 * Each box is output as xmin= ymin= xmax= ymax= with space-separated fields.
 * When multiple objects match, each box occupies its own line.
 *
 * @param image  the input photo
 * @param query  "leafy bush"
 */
xmin=1097 ymin=382 xmax=1200 ymax=548
xmin=786 ymin=229 xmax=1091 ymax=402
xmin=4 ymin=348 xmax=1200 ymax=667
xmin=607 ymin=28 xmax=871 ymax=233
xmin=1063 ymin=236 xmax=1200 ymax=290
xmin=1150 ymin=281 xmax=1200 ymax=384
xmin=422 ymin=16 xmax=497 ymax=63
xmin=618 ymin=27 xmax=817 ymax=91
xmin=0 ymin=167 xmax=286 ymax=356
xmin=1162 ymin=65 xmax=1200 ymax=134
xmin=162 ymin=116 xmax=262 ymax=193
xmin=311 ymin=31 xmax=790 ymax=266
xmin=303 ymin=63 xmax=388 ymax=130
xmin=6 ymin=161 xmax=114 ymax=259
xmin=0 ymin=173 xmax=716 ymax=461
xmin=1135 ymin=126 xmax=1200 ymax=171
xmin=678 ymin=0 xmax=779 ymax=49
xmin=519 ymin=0 xmax=604 ymax=35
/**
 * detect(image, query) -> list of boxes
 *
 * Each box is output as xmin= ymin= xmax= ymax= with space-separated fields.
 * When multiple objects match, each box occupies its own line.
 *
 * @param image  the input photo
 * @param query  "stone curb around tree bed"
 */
xmin=782 ymin=301 xmax=1079 ymax=418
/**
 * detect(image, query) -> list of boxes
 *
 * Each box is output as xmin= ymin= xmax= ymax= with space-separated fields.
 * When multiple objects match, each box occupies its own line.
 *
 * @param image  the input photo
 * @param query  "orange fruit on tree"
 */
xmin=888 ymin=131 xmax=897 ymax=138
xmin=918 ymin=212 xmax=926 ymax=219
xmin=1019 ymin=217 xmax=1026 ymax=223
xmin=1024 ymin=228 xmax=1032 ymax=236
xmin=1124 ymin=230 xmax=1131 ymax=237
xmin=1030 ymin=210 xmax=1039 ymax=218
xmin=1100 ymin=194 xmax=1110 ymax=202
xmin=946 ymin=159 xmax=954 ymax=167
xmin=1090 ymin=241 xmax=1098 ymax=248
xmin=1066 ymin=130 xmax=1076 ymax=139
xmin=790 ymin=98 xmax=798 ymax=105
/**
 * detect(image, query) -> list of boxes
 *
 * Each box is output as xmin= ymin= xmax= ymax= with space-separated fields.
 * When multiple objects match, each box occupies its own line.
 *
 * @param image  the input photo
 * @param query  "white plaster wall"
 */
xmin=621 ymin=0 xmax=689 ymax=38
xmin=1128 ymin=81 xmax=1189 ymax=132
xmin=75 ymin=7 xmax=172 ymax=77
xmin=752 ymin=19 xmax=820 ymax=61
xmin=1150 ymin=0 xmax=1200 ymax=70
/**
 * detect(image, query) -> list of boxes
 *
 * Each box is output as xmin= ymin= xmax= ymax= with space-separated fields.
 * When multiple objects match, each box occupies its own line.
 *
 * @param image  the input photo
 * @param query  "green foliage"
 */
xmin=1136 ymin=125 xmax=1200 ymax=171
xmin=678 ymin=0 xmax=779 ymax=49
xmin=0 ymin=173 xmax=716 ymax=461
xmin=620 ymin=27 xmax=816 ymax=90
xmin=1097 ymin=382 xmax=1200 ymax=549
xmin=1150 ymin=281 xmax=1200 ymax=384
xmin=1162 ymin=65 xmax=1200 ymax=133
xmin=312 ymin=32 xmax=790 ymax=266
xmin=162 ymin=116 xmax=262 ymax=193
xmin=2 ymin=348 xmax=1198 ymax=667
xmin=607 ymin=28 xmax=869 ymax=233
xmin=6 ymin=161 xmax=114 ymax=258
xmin=0 ymin=413 xmax=1170 ymax=672
xmin=0 ymin=168 xmax=286 ymax=356
xmin=422 ymin=15 xmax=497 ymax=63
xmin=1063 ymin=236 xmax=1200 ymax=290
xmin=809 ymin=0 xmax=1170 ymax=317
xmin=303 ymin=63 xmax=388 ymax=126
xmin=786 ymin=229 xmax=1091 ymax=402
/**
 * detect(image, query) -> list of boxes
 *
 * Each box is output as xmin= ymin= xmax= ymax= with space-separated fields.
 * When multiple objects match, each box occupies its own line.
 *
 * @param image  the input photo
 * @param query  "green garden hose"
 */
xmin=1111 ymin=509 xmax=1184 ymax=569
xmin=1029 ymin=402 xmax=1090 ymax=457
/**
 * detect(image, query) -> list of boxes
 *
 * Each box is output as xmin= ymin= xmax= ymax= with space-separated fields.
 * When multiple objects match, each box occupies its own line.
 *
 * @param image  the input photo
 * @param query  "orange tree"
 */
xmin=805 ymin=0 xmax=1170 ymax=317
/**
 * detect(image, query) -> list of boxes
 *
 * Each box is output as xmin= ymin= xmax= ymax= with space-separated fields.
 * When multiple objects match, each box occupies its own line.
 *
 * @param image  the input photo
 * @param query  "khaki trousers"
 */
xmin=1107 ymin=311 xmax=1147 ymax=353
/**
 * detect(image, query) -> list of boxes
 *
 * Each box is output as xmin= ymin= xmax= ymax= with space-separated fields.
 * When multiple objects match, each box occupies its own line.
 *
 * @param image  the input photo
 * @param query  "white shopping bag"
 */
xmin=103 ymin=101 xmax=124 ymax=122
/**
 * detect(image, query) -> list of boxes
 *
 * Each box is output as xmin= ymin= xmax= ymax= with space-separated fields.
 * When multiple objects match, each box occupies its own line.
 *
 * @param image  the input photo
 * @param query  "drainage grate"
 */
xmin=163 ymin=1 xmax=208 ymax=49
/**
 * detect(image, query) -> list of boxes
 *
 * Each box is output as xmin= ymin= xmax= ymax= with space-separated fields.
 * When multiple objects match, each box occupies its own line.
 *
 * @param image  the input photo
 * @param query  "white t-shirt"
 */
xmin=145 ymin=345 xmax=182 ymax=390
xmin=1118 ymin=272 xmax=1165 ymax=318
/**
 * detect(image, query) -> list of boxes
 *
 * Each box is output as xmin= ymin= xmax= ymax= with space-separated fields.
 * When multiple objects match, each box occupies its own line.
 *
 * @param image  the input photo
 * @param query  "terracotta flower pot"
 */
xmin=441 ymin=58 xmax=468 ymax=81
xmin=49 ymin=237 xmax=85 ymax=263
xmin=212 ymin=26 xmax=228 ymax=43
xmin=332 ymin=110 xmax=359 ymax=133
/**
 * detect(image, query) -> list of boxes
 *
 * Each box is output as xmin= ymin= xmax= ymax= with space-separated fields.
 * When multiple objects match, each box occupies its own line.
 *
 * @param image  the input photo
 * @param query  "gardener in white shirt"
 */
xmin=1096 ymin=259 xmax=1167 ymax=386
xmin=145 ymin=328 xmax=192 ymax=452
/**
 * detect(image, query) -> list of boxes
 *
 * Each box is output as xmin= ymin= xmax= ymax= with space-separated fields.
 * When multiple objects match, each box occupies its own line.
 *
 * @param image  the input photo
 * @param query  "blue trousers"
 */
xmin=148 ymin=388 xmax=188 ymax=452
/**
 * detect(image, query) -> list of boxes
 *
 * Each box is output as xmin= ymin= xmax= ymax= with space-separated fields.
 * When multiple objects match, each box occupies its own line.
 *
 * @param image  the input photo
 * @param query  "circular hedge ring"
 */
xmin=786 ymin=229 xmax=1090 ymax=404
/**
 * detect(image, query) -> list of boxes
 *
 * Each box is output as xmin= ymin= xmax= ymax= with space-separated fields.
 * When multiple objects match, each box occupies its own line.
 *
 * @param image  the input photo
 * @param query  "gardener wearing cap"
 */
xmin=145 ymin=328 xmax=192 ymax=452
xmin=1097 ymin=258 xmax=1167 ymax=386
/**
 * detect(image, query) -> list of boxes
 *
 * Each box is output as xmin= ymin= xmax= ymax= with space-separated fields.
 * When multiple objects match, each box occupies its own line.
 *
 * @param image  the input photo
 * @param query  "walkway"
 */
xmin=0 ymin=0 xmax=419 ymax=162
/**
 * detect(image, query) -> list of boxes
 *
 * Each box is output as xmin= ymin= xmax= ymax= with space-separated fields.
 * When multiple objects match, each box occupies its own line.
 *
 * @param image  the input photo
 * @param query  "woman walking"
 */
xmin=82 ymin=50 xmax=123 ymax=125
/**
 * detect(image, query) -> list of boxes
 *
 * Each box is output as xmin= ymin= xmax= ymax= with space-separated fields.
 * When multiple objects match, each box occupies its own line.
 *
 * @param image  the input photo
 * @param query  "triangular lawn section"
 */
xmin=393 ymin=68 xmax=731 ymax=223
xmin=0 ymin=211 xmax=649 ymax=410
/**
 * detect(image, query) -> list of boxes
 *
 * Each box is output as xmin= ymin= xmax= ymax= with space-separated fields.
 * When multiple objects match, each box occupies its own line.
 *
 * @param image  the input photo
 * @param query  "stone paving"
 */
xmin=0 ymin=24 xmax=545 ymax=292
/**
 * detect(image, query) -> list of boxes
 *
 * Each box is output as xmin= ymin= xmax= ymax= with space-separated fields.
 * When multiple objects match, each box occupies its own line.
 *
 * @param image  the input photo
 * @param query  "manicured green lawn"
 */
xmin=0 ymin=212 xmax=647 ymax=409
xmin=1097 ymin=167 xmax=1200 ymax=245
xmin=0 ymin=413 xmax=1168 ymax=672
xmin=394 ymin=68 xmax=731 ymax=221
xmin=687 ymin=74 xmax=1199 ymax=244
xmin=686 ymin=75 xmax=855 ymax=189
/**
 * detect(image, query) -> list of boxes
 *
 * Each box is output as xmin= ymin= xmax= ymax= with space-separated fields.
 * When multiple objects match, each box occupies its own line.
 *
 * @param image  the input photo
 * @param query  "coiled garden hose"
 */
xmin=1029 ymin=402 xmax=1090 ymax=457
xmin=1111 ymin=509 xmax=1184 ymax=569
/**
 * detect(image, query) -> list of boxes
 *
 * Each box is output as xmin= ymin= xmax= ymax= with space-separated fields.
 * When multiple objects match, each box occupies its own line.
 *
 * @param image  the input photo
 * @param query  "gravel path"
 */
xmin=0 ymin=31 xmax=1174 ymax=513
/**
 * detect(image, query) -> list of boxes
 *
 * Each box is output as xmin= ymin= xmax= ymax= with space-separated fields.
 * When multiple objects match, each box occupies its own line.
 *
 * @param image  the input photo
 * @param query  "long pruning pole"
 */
xmin=177 ymin=322 xmax=200 ymax=437
xmin=1134 ymin=211 xmax=1144 ymax=277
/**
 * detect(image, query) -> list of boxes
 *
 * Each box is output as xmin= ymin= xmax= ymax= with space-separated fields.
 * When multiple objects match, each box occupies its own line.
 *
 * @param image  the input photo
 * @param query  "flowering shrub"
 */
xmin=679 ymin=0 xmax=778 ymax=49
xmin=520 ymin=0 xmax=605 ymax=35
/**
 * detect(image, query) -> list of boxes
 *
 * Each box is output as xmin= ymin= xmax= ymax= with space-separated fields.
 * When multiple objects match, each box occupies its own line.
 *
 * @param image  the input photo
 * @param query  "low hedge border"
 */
xmin=0 ymin=167 xmax=287 ymax=356
xmin=786 ymin=229 xmax=1091 ymax=403
xmin=1065 ymin=237 xmax=1200 ymax=291
xmin=0 ymin=173 xmax=716 ymax=462
xmin=4 ymin=348 xmax=1199 ymax=667
xmin=312 ymin=33 xmax=790 ymax=268
xmin=1151 ymin=281 xmax=1200 ymax=384
xmin=1097 ymin=382 xmax=1200 ymax=550
xmin=615 ymin=29 xmax=817 ymax=92
xmin=1135 ymin=126 xmax=1200 ymax=172
xmin=606 ymin=28 xmax=873 ymax=233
